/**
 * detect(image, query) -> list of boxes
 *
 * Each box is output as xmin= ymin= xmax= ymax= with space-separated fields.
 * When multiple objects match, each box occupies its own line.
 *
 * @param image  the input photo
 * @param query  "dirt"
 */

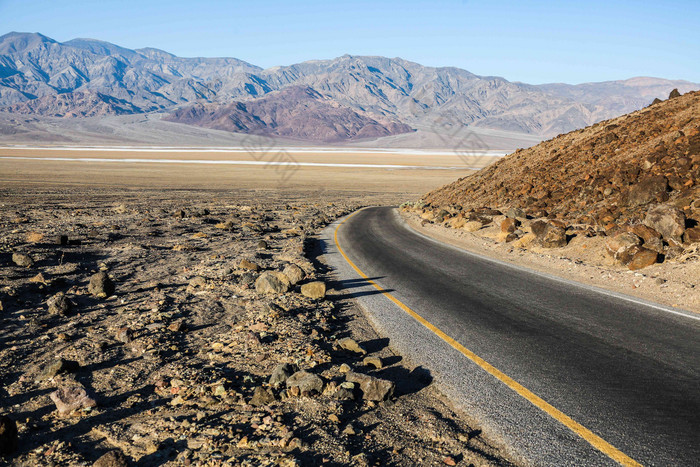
xmin=400 ymin=210 xmax=700 ymax=314
xmin=0 ymin=186 xmax=516 ymax=466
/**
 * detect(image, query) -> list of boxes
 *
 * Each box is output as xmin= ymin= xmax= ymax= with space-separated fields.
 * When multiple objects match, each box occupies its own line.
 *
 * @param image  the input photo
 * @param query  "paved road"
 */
xmin=321 ymin=207 xmax=700 ymax=466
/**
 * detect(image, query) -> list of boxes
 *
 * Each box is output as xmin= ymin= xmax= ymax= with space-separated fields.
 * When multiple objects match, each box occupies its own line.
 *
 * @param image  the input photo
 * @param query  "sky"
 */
xmin=0 ymin=0 xmax=698 ymax=84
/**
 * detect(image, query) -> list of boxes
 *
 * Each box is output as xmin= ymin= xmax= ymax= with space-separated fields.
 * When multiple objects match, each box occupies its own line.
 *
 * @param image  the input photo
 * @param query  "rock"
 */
xmin=255 ymin=271 xmax=290 ymax=294
xmin=628 ymin=248 xmax=659 ymax=270
xmin=47 ymin=292 xmax=72 ymax=316
xmin=56 ymin=235 xmax=69 ymax=246
xmin=531 ymin=221 xmax=567 ymax=248
xmin=167 ymin=319 xmax=186 ymax=333
xmin=506 ymin=207 xmax=526 ymax=218
xmin=239 ymin=259 xmax=260 ymax=271
xmin=115 ymin=327 xmax=133 ymax=344
xmin=269 ymin=363 xmax=297 ymax=388
xmin=443 ymin=456 xmax=457 ymax=466
xmin=286 ymin=371 xmax=324 ymax=395
xmin=669 ymin=88 xmax=681 ymax=99
xmin=345 ymin=372 xmax=395 ymax=401
xmin=605 ymin=232 xmax=642 ymax=265
xmin=249 ymin=386 xmax=276 ymax=406
xmin=363 ymin=356 xmax=383 ymax=369
xmin=627 ymin=176 xmax=669 ymax=206
xmin=29 ymin=273 xmax=48 ymax=284
xmin=11 ymin=252 xmax=33 ymax=268
xmin=501 ymin=217 xmax=521 ymax=233
xmin=93 ymin=450 xmax=129 ymax=467
xmin=49 ymin=385 xmax=96 ymax=415
xmin=89 ymin=271 xmax=115 ymax=298
xmin=188 ymin=276 xmax=206 ymax=288
xmin=338 ymin=363 xmax=351 ymax=373
xmin=463 ymin=220 xmax=483 ymax=232
xmin=644 ymin=205 xmax=686 ymax=242
xmin=650 ymin=97 xmax=663 ymax=105
xmin=301 ymin=281 xmax=326 ymax=299
xmin=257 ymin=240 xmax=269 ymax=250
xmin=684 ymin=227 xmax=700 ymax=244
xmin=512 ymin=232 xmax=536 ymax=249
xmin=282 ymin=264 xmax=304 ymax=285
xmin=342 ymin=422 xmax=359 ymax=436
xmin=0 ymin=415 xmax=18 ymax=456
xmin=628 ymin=224 xmax=664 ymax=253
xmin=338 ymin=337 xmax=366 ymax=355
xmin=39 ymin=358 xmax=80 ymax=381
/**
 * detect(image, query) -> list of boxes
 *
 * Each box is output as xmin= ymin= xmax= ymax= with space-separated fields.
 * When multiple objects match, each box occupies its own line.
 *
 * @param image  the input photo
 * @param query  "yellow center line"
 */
xmin=334 ymin=210 xmax=643 ymax=467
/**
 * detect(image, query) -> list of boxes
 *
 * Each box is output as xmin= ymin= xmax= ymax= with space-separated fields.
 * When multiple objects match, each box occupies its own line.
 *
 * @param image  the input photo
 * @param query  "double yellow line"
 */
xmin=334 ymin=211 xmax=642 ymax=467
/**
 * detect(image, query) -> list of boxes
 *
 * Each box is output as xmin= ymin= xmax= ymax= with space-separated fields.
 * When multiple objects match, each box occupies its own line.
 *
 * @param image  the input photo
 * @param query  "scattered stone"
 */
xmin=29 ymin=273 xmax=48 ymax=284
xmin=342 ymin=422 xmax=359 ymax=436
xmin=269 ymin=363 xmax=297 ymax=388
xmin=282 ymin=264 xmax=305 ymax=285
xmin=362 ymin=356 xmax=383 ymax=369
xmin=49 ymin=385 xmax=97 ymax=415
xmin=167 ymin=319 xmax=186 ymax=333
xmin=338 ymin=337 xmax=366 ymax=355
xmin=188 ymin=276 xmax=207 ymax=288
xmin=443 ymin=456 xmax=457 ymax=466
xmin=114 ymin=327 xmax=133 ymax=344
xmin=301 ymin=281 xmax=326 ymax=299
xmin=644 ymin=205 xmax=686 ymax=243
xmin=47 ymin=292 xmax=72 ymax=316
xmin=239 ymin=259 xmax=260 ymax=271
xmin=286 ymin=371 xmax=324 ymax=395
xmin=93 ymin=450 xmax=129 ymax=467
xmin=339 ymin=363 xmax=351 ymax=373
xmin=39 ymin=358 xmax=80 ymax=381
xmin=249 ymin=386 xmax=276 ymax=406
xmin=0 ymin=415 xmax=18 ymax=456
xmin=463 ymin=221 xmax=483 ymax=232
xmin=506 ymin=207 xmax=526 ymax=218
xmin=11 ymin=252 xmax=33 ymax=268
xmin=255 ymin=271 xmax=290 ymax=294
xmin=88 ymin=271 xmax=115 ymax=298
xmin=25 ymin=231 xmax=44 ymax=243
xmin=345 ymin=372 xmax=395 ymax=401
xmin=628 ymin=248 xmax=659 ymax=270
xmin=257 ymin=240 xmax=269 ymax=250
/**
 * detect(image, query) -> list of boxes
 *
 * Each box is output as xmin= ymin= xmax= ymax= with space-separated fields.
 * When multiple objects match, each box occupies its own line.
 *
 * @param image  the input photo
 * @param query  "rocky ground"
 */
xmin=419 ymin=90 xmax=700 ymax=275
xmin=0 ymin=187 xmax=516 ymax=466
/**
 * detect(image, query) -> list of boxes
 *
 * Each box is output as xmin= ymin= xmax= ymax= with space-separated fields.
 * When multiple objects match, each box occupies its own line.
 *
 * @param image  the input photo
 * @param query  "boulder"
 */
xmin=338 ymin=337 xmax=367 ymax=355
xmin=684 ymin=226 xmax=700 ymax=244
xmin=239 ymin=259 xmax=260 ymax=271
xmin=345 ymin=372 xmax=395 ymax=401
xmin=301 ymin=281 xmax=326 ymax=299
xmin=249 ymin=386 xmax=276 ymax=406
xmin=89 ymin=271 xmax=115 ymax=298
xmin=643 ymin=205 xmax=686 ymax=243
xmin=49 ymin=385 xmax=97 ymax=415
xmin=0 ymin=415 xmax=17 ymax=456
xmin=39 ymin=358 xmax=80 ymax=381
xmin=501 ymin=218 xmax=521 ymax=233
xmin=627 ymin=248 xmax=659 ymax=270
xmin=93 ymin=450 xmax=129 ymax=467
xmin=269 ymin=363 xmax=297 ymax=388
xmin=506 ymin=207 xmax=526 ymax=218
xmin=47 ymin=292 xmax=72 ymax=316
xmin=531 ymin=221 xmax=567 ymax=248
xmin=286 ymin=371 xmax=324 ymax=395
xmin=669 ymin=88 xmax=681 ymax=99
xmin=627 ymin=176 xmax=669 ymax=206
xmin=11 ymin=252 xmax=34 ymax=268
xmin=605 ymin=232 xmax=642 ymax=265
xmin=255 ymin=271 xmax=290 ymax=294
xmin=282 ymin=264 xmax=304 ymax=285
xmin=463 ymin=221 xmax=483 ymax=232
xmin=628 ymin=224 xmax=664 ymax=253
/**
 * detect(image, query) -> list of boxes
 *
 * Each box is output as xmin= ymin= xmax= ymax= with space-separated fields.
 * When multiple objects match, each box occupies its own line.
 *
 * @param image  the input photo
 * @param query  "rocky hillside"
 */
xmin=1 ymin=32 xmax=698 ymax=142
xmin=1 ymin=90 xmax=142 ymax=117
xmin=164 ymin=86 xmax=413 ymax=142
xmin=416 ymin=90 xmax=700 ymax=270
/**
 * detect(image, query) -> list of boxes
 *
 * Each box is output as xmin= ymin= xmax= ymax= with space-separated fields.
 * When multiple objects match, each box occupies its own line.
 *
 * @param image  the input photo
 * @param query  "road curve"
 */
xmin=320 ymin=206 xmax=700 ymax=466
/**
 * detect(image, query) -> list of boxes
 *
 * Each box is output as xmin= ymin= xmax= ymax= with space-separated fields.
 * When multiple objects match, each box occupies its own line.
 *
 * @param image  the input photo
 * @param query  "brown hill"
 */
xmin=419 ymin=90 xmax=700 ymax=268
xmin=164 ymin=86 xmax=414 ymax=143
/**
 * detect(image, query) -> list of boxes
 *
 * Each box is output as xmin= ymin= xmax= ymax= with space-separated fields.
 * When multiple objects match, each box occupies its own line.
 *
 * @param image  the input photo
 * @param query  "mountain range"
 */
xmin=1 ymin=31 xmax=698 ymax=144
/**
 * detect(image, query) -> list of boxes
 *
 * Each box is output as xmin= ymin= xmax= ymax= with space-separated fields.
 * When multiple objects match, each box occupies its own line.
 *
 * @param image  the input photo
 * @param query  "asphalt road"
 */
xmin=321 ymin=206 xmax=700 ymax=466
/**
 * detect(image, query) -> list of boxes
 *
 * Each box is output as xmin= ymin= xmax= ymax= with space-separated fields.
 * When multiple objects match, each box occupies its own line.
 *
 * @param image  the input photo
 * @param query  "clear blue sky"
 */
xmin=1 ymin=0 xmax=698 ymax=84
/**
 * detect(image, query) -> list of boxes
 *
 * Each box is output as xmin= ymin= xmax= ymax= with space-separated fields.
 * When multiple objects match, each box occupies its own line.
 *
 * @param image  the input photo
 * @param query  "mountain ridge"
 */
xmin=1 ymin=31 xmax=698 ymax=143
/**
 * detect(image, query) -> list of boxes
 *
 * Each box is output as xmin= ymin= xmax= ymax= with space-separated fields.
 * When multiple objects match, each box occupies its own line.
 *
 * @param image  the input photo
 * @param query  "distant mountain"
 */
xmin=0 ymin=31 xmax=698 ymax=142
xmin=165 ymin=85 xmax=413 ymax=142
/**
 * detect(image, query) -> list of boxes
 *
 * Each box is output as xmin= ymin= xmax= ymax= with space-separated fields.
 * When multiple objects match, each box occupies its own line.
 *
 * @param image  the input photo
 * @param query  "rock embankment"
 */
xmin=418 ymin=90 xmax=700 ymax=270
